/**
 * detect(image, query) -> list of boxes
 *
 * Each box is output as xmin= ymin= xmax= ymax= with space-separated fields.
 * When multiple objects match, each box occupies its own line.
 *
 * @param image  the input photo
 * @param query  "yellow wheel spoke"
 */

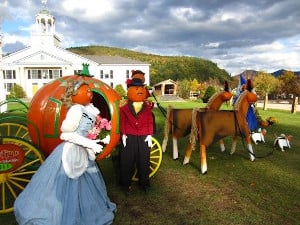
xmin=5 ymin=182 xmax=18 ymax=199
xmin=13 ymin=159 xmax=41 ymax=173
xmin=9 ymin=176 xmax=31 ymax=183
xmin=1 ymin=183 xmax=5 ymax=211
xmin=150 ymin=166 xmax=155 ymax=172
xmin=150 ymin=160 xmax=159 ymax=165
xmin=11 ymin=171 xmax=36 ymax=176
xmin=7 ymin=179 xmax=25 ymax=191
xmin=150 ymin=155 xmax=161 ymax=159
xmin=150 ymin=148 xmax=160 ymax=154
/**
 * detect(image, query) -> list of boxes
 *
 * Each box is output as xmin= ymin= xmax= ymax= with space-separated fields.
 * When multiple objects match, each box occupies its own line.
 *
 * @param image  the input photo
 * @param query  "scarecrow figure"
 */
xmin=119 ymin=70 xmax=154 ymax=194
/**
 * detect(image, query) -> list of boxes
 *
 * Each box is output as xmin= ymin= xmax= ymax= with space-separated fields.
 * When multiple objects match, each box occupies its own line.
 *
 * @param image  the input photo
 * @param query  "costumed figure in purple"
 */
xmin=14 ymin=80 xmax=116 ymax=225
xmin=119 ymin=70 xmax=154 ymax=194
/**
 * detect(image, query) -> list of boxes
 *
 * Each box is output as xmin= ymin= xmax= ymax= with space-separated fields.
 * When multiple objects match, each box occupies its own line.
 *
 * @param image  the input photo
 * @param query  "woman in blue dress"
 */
xmin=14 ymin=80 xmax=116 ymax=225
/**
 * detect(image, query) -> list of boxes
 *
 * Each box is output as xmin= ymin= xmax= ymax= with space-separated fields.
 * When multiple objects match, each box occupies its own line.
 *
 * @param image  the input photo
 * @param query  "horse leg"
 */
xmin=162 ymin=136 xmax=168 ymax=152
xmin=172 ymin=137 xmax=179 ymax=160
xmin=219 ymin=139 xmax=225 ymax=152
xmin=230 ymin=136 xmax=238 ymax=154
xmin=183 ymin=142 xmax=193 ymax=165
xmin=200 ymin=144 xmax=207 ymax=174
xmin=246 ymin=136 xmax=255 ymax=161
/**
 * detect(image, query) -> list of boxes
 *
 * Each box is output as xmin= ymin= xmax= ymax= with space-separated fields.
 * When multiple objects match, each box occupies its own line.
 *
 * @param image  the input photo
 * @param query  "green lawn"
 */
xmin=1 ymin=101 xmax=300 ymax=225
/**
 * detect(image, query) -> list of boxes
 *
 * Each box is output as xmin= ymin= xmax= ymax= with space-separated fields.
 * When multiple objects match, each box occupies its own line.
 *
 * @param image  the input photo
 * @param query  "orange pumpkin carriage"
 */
xmin=0 ymin=65 xmax=162 ymax=214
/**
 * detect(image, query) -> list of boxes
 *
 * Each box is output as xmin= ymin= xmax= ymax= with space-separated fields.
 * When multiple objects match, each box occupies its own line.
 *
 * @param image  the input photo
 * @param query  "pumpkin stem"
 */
xmin=80 ymin=63 xmax=93 ymax=77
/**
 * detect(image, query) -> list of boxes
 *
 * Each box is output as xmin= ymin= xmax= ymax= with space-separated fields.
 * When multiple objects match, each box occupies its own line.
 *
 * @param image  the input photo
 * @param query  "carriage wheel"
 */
xmin=132 ymin=137 xmax=163 ymax=181
xmin=0 ymin=137 xmax=44 ymax=214
xmin=0 ymin=123 xmax=31 ymax=140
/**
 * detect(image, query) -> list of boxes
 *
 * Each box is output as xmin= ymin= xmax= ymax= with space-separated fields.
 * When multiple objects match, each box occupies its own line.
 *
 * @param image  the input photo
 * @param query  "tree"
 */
xmin=177 ymin=79 xmax=191 ymax=99
xmin=278 ymin=71 xmax=300 ymax=113
xmin=8 ymin=84 xmax=27 ymax=99
xmin=279 ymin=71 xmax=300 ymax=97
xmin=253 ymin=71 xmax=279 ymax=110
xmin=114 ymin=84 xmax=126 ymax=98
xmin=202 ymin=86 xmax=216 ymax=103
xmin=190 ymin=79 xmax=199 ymax=92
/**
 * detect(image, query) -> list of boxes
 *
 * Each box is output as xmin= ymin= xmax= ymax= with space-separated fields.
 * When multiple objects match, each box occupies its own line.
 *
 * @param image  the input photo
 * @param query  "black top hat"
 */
xmin=126 ymin=78 xmax=145 ymax=88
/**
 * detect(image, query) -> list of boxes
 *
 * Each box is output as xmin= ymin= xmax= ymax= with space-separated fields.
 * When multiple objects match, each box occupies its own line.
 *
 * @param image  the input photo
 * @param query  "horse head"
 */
xmin=207 ymin=81 xmax=233 ymax=110
xmin=234 ymin=90 xmax=257 ymax=115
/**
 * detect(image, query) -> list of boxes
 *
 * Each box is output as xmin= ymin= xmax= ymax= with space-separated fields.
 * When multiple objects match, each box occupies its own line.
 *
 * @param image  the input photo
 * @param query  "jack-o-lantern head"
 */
xmin=72 ymin=83 xmax=93 ymax=105
xmin=126 ymin=70 xmax=149 ymax=102
xmin=61 ymin=80 xmax=93 ymax=108
xmin=127 ymin=85 xmax=149 ymax=102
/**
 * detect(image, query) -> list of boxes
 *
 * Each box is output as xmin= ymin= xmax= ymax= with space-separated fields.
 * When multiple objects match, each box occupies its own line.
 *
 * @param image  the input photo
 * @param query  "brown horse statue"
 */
xmin=161 ymin=81 xmax=232 ymax=160
xmin=187 ymin=88 xmax=258 ymax=174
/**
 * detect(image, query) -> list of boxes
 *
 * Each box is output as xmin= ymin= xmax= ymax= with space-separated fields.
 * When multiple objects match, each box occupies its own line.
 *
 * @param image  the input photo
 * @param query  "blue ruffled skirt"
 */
xmin=14 ymin=142 xmax=116 ymax=225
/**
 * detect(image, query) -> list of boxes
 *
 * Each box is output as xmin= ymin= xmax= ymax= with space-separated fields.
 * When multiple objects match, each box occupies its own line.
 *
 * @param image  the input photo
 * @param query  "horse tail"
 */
xmin=190 ymin=108 xmax=200 ymax=151
xmin=163 ymin=105 xmax=173 ymax=140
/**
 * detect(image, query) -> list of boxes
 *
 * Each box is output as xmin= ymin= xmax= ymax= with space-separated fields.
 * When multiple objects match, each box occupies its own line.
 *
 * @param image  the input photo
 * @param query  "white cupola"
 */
xmin=31 ymin=0 xmax=61 ymax=48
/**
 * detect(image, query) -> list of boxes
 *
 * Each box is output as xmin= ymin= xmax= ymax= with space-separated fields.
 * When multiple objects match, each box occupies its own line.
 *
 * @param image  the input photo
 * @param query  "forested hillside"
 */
xmin=68 ymin=45 xmax=232 ymax=85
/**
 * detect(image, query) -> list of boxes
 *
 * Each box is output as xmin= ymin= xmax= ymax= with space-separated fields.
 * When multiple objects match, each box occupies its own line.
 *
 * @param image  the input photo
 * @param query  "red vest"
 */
xmin=120 ymin=101 xmax=154 ymax=136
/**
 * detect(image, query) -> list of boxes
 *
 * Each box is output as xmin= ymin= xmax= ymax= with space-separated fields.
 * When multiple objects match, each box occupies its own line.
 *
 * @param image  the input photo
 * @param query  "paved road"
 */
xmin=256 ymin=101 xmax=298 ymax=111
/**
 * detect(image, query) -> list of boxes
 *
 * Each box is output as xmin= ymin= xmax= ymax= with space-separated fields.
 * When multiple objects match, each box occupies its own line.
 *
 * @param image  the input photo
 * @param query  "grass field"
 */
xmin=1 ymin=101 xmax=299 ymax=225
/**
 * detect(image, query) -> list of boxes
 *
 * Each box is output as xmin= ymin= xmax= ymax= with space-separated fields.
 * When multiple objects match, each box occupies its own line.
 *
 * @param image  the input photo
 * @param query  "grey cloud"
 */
xmin=2 ymin=0 xmax=300 ymax=74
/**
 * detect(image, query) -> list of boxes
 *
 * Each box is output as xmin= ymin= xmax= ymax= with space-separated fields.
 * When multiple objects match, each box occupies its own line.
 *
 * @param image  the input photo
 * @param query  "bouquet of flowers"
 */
xmin=87 ymin=115 xmax=112 ymax=144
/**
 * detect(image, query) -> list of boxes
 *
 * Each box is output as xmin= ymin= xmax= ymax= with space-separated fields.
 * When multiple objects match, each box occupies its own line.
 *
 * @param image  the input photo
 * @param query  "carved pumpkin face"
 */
xmin=72 ymin=84 xmax=93 ymax=105
xmin=127 ymin=85 xmax=148 ymax=102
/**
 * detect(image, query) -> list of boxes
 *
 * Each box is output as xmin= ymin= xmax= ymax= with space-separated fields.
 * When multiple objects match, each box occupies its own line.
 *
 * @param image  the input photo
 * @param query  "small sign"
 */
xmin=0 ymin=144 xmax=25 ymax=173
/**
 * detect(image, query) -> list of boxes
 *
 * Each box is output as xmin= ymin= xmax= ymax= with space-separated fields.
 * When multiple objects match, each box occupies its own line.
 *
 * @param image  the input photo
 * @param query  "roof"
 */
xmin=154 ymin=79 xmax=177 ymax=86
xmin=82 ymin=55 xmax=150 ymax=65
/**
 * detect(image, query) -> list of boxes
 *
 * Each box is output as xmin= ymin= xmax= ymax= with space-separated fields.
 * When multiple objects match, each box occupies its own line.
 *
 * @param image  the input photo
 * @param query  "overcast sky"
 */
xmin=1 ymin=0 xmax=300 ymax=75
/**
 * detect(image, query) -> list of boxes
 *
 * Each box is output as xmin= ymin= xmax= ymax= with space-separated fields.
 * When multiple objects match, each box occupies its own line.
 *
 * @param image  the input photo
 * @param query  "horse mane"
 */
xmin=233 ymin=91 xmax=248 ymax=111
xmin=206 ymin=91 xmax=221 ymax=108
xmin=206 ymin=91 xmax=230 ymax=110
xmin=207 ymin=81 xmax=231 ymax=110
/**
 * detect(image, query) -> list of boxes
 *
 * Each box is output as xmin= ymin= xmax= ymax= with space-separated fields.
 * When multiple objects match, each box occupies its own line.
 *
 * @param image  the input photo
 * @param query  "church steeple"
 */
xmin=31 ymin=0 xmax=61 ymax=48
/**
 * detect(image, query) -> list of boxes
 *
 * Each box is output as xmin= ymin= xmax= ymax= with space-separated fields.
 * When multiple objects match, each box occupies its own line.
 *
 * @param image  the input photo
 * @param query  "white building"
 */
xmin=0 ymin=33 xmax=7 ymax=112
xmin=0 ymin=2 xmax=150 ymax=99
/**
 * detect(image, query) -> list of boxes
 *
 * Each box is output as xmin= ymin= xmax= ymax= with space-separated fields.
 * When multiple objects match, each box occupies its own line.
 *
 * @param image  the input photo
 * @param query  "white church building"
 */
xmin=0 ymin=2 xmax=150 ymax=100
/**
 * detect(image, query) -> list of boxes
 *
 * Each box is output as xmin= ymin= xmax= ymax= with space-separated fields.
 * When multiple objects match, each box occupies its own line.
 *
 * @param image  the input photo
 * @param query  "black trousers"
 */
xmin=119 ymin=135 xmax=150 ymax=187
